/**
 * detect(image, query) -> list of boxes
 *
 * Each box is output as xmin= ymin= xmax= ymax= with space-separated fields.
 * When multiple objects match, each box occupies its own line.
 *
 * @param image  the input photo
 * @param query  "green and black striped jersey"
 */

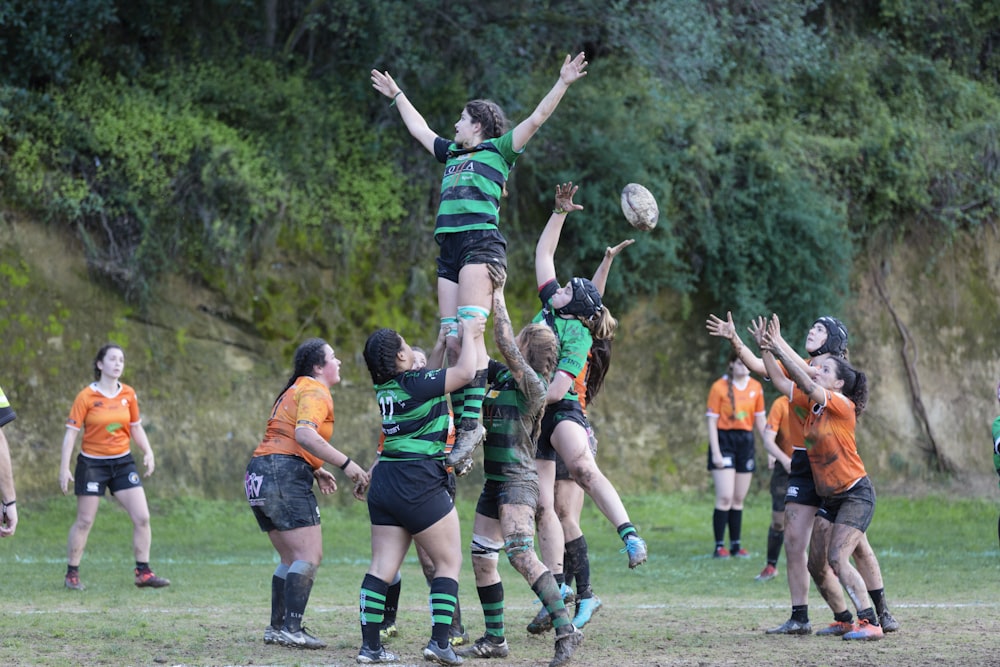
xmin=375 ymin=369 xmax=450 ymax=461
xmin=482 ymin=359 xmax=547 ymax=483
xmin=432 ymin=130 xmax=521 ymax=236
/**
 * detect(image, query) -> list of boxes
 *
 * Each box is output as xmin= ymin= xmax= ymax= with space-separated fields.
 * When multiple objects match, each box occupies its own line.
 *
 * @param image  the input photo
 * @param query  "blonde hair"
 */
xmin=516 ymin=324 xmax=559 ymax=380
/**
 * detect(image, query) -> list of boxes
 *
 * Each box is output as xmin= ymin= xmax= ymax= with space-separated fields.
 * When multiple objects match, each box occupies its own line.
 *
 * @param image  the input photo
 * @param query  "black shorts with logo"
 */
xmin=245 ymin=453 xmax=321 ymax=533
xmin=784 ymin=449 xmax=822 ymax=508
xmin=74 ymin=453 xmax=142 ymax=496
xmin=706 ymin=429 xmax=756 ymax=473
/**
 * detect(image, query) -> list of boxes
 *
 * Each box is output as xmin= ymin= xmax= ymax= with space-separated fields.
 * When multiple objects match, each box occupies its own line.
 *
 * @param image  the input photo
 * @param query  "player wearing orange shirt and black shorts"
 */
xmin=762 ymin=317 xmax=887 ymax=641
xmin=245 ymin=338 xmax=368 ymax=650
xmin=58 ymin=344 xmax=169 ymax=591
xmin=706 ymin=354 xmax=766 ymax=558
xmin=755 ymin=395 xmax=801 ymax=581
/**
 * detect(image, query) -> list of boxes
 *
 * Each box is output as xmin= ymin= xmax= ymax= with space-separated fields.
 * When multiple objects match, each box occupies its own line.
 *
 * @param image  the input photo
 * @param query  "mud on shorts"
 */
xmin=784 ymin=449 xmax=822 ymax=508
xmin=475 ymin=477 xmax=540 ymax=521
xmin=435 ymin=228 xmax=508 ymax=283
xmin=536 ymin=399 xmax=589 ymax=462
xmin=74 ymin=452 xmax=142 ymax=496
xmin=245 ymin=453 xmax=321 ymax=533
xmin=706 ymin=428 xmax=756 ymax=473
xmin=367 ymin=458 xmax=456 ymax=534
xmin=555 ymin=422 xmax=597 ymax=481
xmin=816 ymin=475 xmax=876 ymax=532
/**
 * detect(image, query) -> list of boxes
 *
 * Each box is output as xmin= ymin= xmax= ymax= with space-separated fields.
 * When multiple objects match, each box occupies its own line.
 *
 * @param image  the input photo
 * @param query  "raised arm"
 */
xmin=370 ymin=69 xmax=437 ymax=154
xmin=591 ymin=239 xmax=635 ymax=296
xmin=426 ymin=323 xmax=448 ymax=370
xmin=444 ymin=314 xmax=486 ymax=394
xmin=762 ymin=316 xmax=826 ymax=405
xmin=489 ymin=265 xmax=532 ymax=386
xmin=706 ymin=311 xmax=766 ymax=376
xmin=512 ymin=52 xmax=588 ymax=152
xmin=535 ymin=182 xmax=584 ymax=286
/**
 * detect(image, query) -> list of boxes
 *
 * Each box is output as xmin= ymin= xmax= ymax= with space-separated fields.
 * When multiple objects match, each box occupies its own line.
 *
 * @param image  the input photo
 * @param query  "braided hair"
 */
xmin=92 ymin=343 xmax=124 ymax=381
xmin=465 ymin=99 xmax=509 ymax=140
xmin=364 ymin=328 xmax=404 ymax=385
xmin=725 ymin=352 xmax=740 ymax=417
xmin=829 ymin=357 xmax=868 ymax=417
xmin=273 ymin=338 xmax=328 ymax=408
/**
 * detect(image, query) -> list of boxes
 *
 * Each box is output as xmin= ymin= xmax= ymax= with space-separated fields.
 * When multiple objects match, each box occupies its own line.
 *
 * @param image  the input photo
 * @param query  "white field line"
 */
xmin=9 ymin=600 xmax=999 ymax=616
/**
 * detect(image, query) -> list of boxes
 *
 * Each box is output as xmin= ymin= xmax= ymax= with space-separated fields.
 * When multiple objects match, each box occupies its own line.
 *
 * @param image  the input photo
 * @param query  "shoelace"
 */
xmin=620 ymin=536 xmax=644 ymax=554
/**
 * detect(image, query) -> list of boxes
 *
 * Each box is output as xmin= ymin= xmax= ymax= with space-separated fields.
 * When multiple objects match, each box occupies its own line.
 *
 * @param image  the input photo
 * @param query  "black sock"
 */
xmin=616 ymin=522 xmax=638 ymax=541
xmin=834 ymin=609 xmax=853 ymax=623
xmin=562 ymin=546 xmax=576 ymax=592
xmin=791 ymin=604 xmax=809 ymax=623
xmin=858 ymin=607 xmax=878 ymax=625
xmin=868 ymin=588 xmax=887 ymax=617
xmin=67 ymin=565 xmax=80 ymax=576
xmin=429 ymin=577 xmax=459 ymax=648
xmin=565 ymin=536 xmax=592 ymax=598
xmin=360 ymin=574 xmax=389 ymax=650
xmin=284 ymin=568 xmax=315 ymax=633
xmin=383 ymin=576 xmax=401 ymax=625
xmin=713 ymin=509 xmax=728 ymax=546
xmin=728 ymin=509 xmax=743 ymax=549
xmin=135 ymin=561 xmax=151 ymax=573
xmin=531 ymin=572 xmax=571 ymax=633
xmin=271 ymin=572 xmax=287 ymax=629
xmin=458 ymin=369 xmax=488 ymax=423
xmin=451 ymin=597 xmax=465 ymax=634
xmin=766 ymin=527 xmax=784 ymax=565
xmin=476 ymin=581 xmax=505 ymax=639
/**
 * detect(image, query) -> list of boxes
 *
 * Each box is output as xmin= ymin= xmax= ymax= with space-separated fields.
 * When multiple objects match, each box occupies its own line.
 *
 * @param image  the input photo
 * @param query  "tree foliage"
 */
xmin=2 ymin=0 xmax=1000 ymax=347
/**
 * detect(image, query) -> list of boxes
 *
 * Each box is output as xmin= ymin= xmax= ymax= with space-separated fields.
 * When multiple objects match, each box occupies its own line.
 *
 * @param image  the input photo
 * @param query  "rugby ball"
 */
xmin=620 ymin=183 xmax=659 ymax=231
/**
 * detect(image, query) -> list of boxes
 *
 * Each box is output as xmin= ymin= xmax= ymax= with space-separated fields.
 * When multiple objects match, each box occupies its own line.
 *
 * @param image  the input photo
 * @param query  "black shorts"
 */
xmin=555 ymin=423 xmax=597 ymax=481
xmin=706 ymin=429 xmax=756 ymax=473
xmin=367 ymin=459 xmax=456 ymax=534
xmin=770 ymin=464 xmax=790 ymax=512
xmin=475 ymin=478 xmax=540 ymax=521
xmin=536 ymin=399 xmax=589 ymax=462
xmin=784 ymin=449 xmax=822 ymax=507
xmin=816 ymin=476 xmax=876 ymax=532
xmin=74 ymin=453 xmax=142 ymax=496
xmin=435 ymin=228 xmax=507 ymax=283
xmin=245 ymin=454 xmax=321 ymax=533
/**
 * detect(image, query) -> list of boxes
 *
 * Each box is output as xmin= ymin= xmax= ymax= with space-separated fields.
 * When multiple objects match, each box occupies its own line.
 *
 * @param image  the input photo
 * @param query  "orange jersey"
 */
xmin=252 ymin=376 xmax=333 ymax=470
xmin=574 ymin=359 xmax=589 ymax=411
xmin=706 ymin=376 xmax=765 ymax=431
xmin=66 ymin=382 xmax=142 ymax=458
xmin=791 ymin=386 xmax=867 ymax=496
xmin=765 ymin=395 xmax=806 ymax=458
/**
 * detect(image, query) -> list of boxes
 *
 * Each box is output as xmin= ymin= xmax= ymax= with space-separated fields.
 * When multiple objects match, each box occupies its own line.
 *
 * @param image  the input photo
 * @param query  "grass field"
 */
xmin=1 ymin=489 xmax=997 ymax=666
